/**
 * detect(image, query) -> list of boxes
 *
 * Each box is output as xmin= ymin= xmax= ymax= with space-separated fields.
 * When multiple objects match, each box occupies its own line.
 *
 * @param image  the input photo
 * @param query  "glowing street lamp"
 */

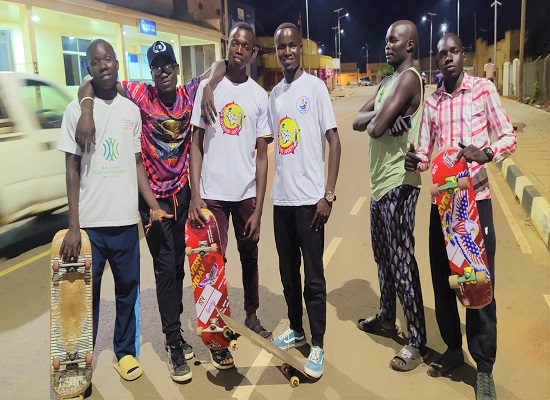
xmin=422 ymin=12 xmax=437 ymax=85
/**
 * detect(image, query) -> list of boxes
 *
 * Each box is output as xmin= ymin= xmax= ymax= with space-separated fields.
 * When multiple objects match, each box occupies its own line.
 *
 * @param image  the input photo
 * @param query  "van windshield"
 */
xmin=21 ymin=79 xmax=71 ymax=129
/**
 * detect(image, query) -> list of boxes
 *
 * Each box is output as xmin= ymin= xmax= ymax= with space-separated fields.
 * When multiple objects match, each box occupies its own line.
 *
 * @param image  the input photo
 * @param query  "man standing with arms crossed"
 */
xmin=76 ymin=42 xmax=226 ymax=382
xmin=352 ymin=20 xmax=428 ymax=372
xmin=188 ymin=22 xmax=272 ymax=369
xmin=268 ymin=23 xmax=341 ymax=379
xmin=406 ymin=33 xmax=517 ymax=400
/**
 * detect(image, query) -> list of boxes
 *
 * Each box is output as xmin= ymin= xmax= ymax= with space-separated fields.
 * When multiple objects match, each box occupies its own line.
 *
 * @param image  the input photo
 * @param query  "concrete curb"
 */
xmin=496 ymin=158 xmax=550 ymax=251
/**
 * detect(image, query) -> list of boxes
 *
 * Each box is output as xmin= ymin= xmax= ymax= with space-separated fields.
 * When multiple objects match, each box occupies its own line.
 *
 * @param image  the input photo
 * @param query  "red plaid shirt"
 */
xmin=417 ymin=73 xmax=517 ymax=200
xmin=123 ymin=77 xmax=201 ymax=198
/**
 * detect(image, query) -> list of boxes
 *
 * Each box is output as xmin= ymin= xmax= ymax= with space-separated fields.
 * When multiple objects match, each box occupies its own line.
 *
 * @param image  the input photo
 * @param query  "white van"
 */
xmin=0 ymin=72 xmax=72 ymax=225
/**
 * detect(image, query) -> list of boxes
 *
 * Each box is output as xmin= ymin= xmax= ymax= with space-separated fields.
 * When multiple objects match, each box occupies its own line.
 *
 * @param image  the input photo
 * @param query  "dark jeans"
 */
xmin=429 ymin=200 xmax=497 ymax=373
xmin=273 ymin=205 xmax=326 ymax=347
xmin=204 ymin=198 xmax=259 ymax=316
xmin=139 ymin=184 xmax=191 ymax=346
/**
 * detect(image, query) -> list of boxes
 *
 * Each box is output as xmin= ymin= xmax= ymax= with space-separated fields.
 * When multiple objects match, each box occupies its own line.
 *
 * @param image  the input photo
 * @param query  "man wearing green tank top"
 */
xmin=352 ymin=20 xmax=427 ymax=372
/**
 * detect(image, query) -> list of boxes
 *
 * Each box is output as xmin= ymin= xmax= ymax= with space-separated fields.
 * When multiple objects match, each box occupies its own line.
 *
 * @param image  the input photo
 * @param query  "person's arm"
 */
xmin=59 ymin=153 xmax=82 ymax=262
xmin=188 ymin=126 xmax=207 ymax=226
xmin=405 ymin=100 xmax=436 ymax=172
xmin=367 ymin=71 xmax=418 ymax=139
xmin=200 ymin=60 xmax=227 ymax=126
xmin=352 ymin=91 xmax=378 ymax=132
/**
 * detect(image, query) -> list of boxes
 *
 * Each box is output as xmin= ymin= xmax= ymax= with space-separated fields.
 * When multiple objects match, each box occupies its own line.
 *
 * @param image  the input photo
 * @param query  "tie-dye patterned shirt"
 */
xmin=123 ymin=77 xmax=201 ymax=198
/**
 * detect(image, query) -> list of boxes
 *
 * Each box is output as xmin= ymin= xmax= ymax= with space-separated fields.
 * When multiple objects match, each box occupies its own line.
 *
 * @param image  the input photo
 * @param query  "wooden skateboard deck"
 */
xmin=215 ymin=306 xmax=313 ymax=387
xmin=50 ymin=229 xmax=93 ymax=399
xmin=185 ymin=208 xmax=230 ymax=350
xmin=431 ymin=148 xmax=492 ymax=309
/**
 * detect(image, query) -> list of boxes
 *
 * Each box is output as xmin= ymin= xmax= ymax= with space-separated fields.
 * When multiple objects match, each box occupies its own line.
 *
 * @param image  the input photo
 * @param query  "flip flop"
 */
xmin=389 ymin=345 xmax=426 ymax=372
xmin=358 ymin=315 xmax=400 ymax=336
xmin=210 ymin=349 xmax=235 ymax=370
xmin=113 ymin=355 xmax=143 ymax=381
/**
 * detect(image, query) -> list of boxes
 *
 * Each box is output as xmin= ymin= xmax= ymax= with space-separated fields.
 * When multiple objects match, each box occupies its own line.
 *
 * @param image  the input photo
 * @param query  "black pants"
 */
xmin=429 ymin=200 xmax=497 ymax=373
xmin=139 ymin=183 xmax=191 ymax=346
xmin=274 ymin=205 xmax=326 ymax=347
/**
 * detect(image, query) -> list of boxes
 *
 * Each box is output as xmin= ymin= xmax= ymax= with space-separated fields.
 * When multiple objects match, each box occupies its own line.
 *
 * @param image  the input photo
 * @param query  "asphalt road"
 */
xmin=0 ymin=86 xmax=548 ymax=400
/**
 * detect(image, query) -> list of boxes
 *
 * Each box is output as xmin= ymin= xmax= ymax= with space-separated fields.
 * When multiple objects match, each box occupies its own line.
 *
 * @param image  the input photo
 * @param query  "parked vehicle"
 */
xmin=358 ymin=77 xmax=371 ymax=86
xmin=0 ymin=72 xmax=71 ymax=225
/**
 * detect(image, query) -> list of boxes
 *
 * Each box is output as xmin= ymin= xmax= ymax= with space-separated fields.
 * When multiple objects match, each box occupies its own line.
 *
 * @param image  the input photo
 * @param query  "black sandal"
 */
xmin=210 ymin=349 xmax=234 ymax=370
xmin=357 ymin=315 xmax=400 ymax=336
xmin=245 ymin=318 xmax=273 ymax=339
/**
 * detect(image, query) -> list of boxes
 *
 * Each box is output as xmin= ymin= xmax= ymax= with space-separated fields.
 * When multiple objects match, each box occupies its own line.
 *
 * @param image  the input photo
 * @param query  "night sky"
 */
xmin=239 ymin=0 xmax=525 ymax=67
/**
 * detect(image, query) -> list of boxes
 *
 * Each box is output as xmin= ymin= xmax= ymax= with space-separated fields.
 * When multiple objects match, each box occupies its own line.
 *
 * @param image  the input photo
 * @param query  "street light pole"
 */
xmin=491 ymin=0 xmax=502 ymax=87
xmin=363 ymin=44 xmax=369 ymax=77
xmin=333 ymin=8 xmax=343 ymax=89
xmin=423 ymin=12 xmax=437 ymax=86
xmin=457 ymin=0 xmax=460 ymax=36
xmin=306 ymin=0 xmax=311 ymax=73
xmin=332 ymin=26 xmax=338 ymax=89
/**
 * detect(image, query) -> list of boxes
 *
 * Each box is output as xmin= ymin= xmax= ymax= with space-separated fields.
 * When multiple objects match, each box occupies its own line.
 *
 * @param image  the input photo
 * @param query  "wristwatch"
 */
xmin=483 ymin=147 xmax=494 ymax=163
xmin=324 ymin=191 xmax=337 ymax=203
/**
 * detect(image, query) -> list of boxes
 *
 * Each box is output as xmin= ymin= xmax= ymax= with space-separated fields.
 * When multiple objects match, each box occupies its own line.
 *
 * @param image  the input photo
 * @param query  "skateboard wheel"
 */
xmin=457 ymin=177 xmax=469 ymax=190
xmin=185 ymin=247 xmax=193 ymax=256
xmin=85 ymin=352 xmax=92 ymax=365
xmin=84 ymin=259 xmax=91 ymax=270
xmin=290 ymin=376 xmax=300 ymax=388
xmin=282 ymin=363 xmax=290 ymax=374
xmin=211 ymin=243 xmax=218 ymax=253
xmin=197 ymin=327 xmax=203 ymax=337
xmin=430 ymin=184 xmax=440 ymax=198
xmin=449 ymin=275 xmax=460 ymax=289
xmin=52 ymin=261 xmax=60 ymax=273
xmin=52 ymin=357 xmax=60 ymax=370
xmin=476 ymin=271 xmax=487 ymax=284
xmin=230 ymin=340 xmax=238 ymax=351
xmin=223 ymin=326 xmax=232 ymax=339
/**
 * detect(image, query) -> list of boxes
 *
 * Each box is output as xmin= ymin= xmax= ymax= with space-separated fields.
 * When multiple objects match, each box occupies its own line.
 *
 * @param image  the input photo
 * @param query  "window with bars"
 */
xmin=61 ymin=36 xmax=91 ymax=86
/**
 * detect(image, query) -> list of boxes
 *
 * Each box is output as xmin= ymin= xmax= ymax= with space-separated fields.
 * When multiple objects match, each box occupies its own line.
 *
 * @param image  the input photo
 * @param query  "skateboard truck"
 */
xmin=185 ymin=240 xmax=218 ymax=257
xmin=52 ymin=350 xmax=93 ymax=370
xmin=449 ymin=267 xmax=488 ymax=289
xmin=430 ymin=176 xmax=470 ymax=197
xmin=52 ymin=258 xmax=92 ymax=284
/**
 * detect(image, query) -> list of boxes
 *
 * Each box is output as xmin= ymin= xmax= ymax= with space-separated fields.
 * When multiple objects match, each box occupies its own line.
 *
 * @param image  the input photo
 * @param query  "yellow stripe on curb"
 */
xmin=531 ymin=197 xmax=550 ymax=248
xmin=0 ymin=250 xmax=50 ymax=278
xmin=514 ymin=176 xmax=532 ymax=203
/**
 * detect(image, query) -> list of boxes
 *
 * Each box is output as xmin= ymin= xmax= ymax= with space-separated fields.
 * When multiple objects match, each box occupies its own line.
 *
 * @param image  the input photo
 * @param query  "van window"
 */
xmin=0 ymin=88 xmax=14 ymax=134
xmin=20 ymin=79 xmax=71 ymax=129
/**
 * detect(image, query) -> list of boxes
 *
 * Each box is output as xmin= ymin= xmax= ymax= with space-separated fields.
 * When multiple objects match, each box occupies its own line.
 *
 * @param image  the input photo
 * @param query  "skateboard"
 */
xmin=215 ymin=306 xmax=314 ymax=388
xmin=50 ymin=229 xmax=93 ymax=399
xmin=185 ymin=208 xmax=231 ymax=350
xmin=431 ymin=147 xmax=493 ymax=309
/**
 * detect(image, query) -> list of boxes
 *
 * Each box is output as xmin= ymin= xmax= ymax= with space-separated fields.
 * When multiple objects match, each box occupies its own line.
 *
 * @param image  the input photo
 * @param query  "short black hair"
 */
xmin=273 ymin=23 xmax=300 ymax=41
xmin=86 ymin=39 xmax=115 ymax=63
xmin=230 ymin=22 xmax=256 ymax=43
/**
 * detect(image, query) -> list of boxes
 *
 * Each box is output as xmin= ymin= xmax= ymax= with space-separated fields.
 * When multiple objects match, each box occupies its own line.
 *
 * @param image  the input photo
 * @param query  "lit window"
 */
xmin=61 ymin=36 xmax=91 ymax=86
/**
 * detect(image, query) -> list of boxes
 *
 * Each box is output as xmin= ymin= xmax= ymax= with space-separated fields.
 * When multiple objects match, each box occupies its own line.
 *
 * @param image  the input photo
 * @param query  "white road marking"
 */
xmin=323 ymin=237 xmax=343 ymax=266
xmin=544 ymin=294 xmax=550 ymax=309
xmin=231 ymin=320 xmax=287 ymax=400
xmin=487 ymin=168 xmax=532 ymax=254
xmin=350 ymin=197 xmax=367 ymax=215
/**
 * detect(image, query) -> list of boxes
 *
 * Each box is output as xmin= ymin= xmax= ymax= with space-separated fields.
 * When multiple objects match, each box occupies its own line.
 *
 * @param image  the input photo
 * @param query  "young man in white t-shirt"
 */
xmin=188 ymin=23 xmax=272 ymax=370
xmin=57 ymin=39 xmax=170 ymax=390
xmin=267 ymin=23 xmax=341 ymax=379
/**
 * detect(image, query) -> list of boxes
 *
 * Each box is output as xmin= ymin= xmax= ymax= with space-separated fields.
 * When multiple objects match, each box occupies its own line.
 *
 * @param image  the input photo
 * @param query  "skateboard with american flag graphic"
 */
xmin=431 ymin=148 xmax=492 ymax=309
xmin=185 ymin=208 xmax=231 ymax=350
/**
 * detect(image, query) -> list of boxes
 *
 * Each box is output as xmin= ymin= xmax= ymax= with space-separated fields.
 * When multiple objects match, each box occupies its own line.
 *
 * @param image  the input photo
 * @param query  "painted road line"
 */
xmin=231 ymin=320 xmax=288 ymax=400
xmin=487 ymin=168 xmax=532 ymax=254
xmin=544 ymin=295 xmax=550 ymax=309
xmin=350 ymin=197 xmax=367 ymax=215
xmin=323 ymin=237 xmax=343 ymax=266
xmin=0 ymin=250 xmax=49 ymax=278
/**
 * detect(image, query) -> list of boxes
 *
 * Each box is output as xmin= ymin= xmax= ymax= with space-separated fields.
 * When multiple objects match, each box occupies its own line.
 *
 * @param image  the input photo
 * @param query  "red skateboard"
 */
xmin=431 ymin=148 xmax=493 ymax=309
xmin=185 ymin=208 xmax=231 ymax=350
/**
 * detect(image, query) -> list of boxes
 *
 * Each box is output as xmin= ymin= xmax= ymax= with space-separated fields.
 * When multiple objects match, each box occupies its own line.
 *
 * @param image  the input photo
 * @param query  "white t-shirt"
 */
xmin=484 ymin=62 xmax=496 ymax=79
xmin=57 ymin=95 xmax=142 ymax=228
xmin=191 ymin=76 xmax=270 ymax=201
xmin=268 ymin=72 xmax=337 ymax=206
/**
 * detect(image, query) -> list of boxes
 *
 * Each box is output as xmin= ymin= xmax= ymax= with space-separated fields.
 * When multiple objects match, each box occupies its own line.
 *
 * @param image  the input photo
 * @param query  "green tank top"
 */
xmin=369 ymin=67 xmax=423 ymax=201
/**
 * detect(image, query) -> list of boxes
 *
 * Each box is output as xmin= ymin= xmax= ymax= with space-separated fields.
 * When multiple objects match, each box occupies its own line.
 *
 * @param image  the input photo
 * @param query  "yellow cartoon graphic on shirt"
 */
xmin=220 ymin=102 xmax=245 ymax=135
xmin=278 ymin=117 xmax=300 ymax=155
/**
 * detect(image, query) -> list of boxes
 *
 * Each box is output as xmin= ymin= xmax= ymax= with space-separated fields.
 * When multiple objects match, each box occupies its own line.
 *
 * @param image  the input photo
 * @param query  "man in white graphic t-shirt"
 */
xmin=267 ymin=23 xmax=341 ymax=379
xmin=189 ymin=22 xmax=272 ymax=370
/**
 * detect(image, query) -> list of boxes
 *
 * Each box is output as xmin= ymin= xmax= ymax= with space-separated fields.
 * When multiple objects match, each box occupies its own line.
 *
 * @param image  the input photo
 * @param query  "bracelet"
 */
xmin=80 ymin=97 xmax=94 ymax=106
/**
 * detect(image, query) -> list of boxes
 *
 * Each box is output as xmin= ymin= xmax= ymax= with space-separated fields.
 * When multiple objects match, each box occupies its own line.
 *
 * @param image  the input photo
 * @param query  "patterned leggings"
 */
xmin=370 ymin=185 xmax=426 ymax=349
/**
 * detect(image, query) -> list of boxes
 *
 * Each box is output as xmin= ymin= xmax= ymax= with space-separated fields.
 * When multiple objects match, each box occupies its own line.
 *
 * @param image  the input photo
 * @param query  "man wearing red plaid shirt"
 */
xmin=406 ymin=33 xmax=517 ymax=400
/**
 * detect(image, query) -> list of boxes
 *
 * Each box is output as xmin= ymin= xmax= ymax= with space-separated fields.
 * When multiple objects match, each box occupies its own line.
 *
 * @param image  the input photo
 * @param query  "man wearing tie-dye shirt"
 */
xmin=406 ymin=33 xmax=516 ymax=400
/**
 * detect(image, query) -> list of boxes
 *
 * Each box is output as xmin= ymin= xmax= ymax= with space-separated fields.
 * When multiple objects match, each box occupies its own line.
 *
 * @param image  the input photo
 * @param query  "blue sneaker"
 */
xmin=271 ymin=328 xmax=306 ymax=350
xmin=304 ymin=346 xmax=324 ymax=378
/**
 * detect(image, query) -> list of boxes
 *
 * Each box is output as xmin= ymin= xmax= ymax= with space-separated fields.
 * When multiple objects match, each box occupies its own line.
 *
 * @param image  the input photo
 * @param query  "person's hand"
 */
xmin=456 ymin=142 xmax=489 ymax=164
xmin=59 ymin=227 xmax=82 ymax=263
xmin=144 ymin=209 xmax=173 ymax=235
xmin=201 ymin=83 xmax=217 ymax=126
xmin=243 ymin=212 xmax=261 ymax=242
xmin=188 ymin=196 xmax=207 ymax=227
xmin=405 ymin=142 xmax=422 ymax=172
xmin=76 ymin=104 xmax=96 ymax=153
xmin=389 ymin=116 xmax=408 ymax=137
xmin=311 ymin=198 xmax=332 ymax=232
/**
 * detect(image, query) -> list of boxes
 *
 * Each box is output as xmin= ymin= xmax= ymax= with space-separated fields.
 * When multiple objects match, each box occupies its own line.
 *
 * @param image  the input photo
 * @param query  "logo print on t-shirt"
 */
xmin=296 ymin=96 xmax=310 ymax=114
xmin=278 ymin=117 xmax=300 ymax=155
xmin=220 ymin=102 xmax=245 ymax=135
xmin=102 ymin=137 xmax=119 ymax=161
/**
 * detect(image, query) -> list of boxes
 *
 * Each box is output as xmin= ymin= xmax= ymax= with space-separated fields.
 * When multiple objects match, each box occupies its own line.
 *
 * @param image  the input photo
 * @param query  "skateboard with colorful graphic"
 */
xmin=215 ymin=306 xmax=314 ymax=388
xmin=50 ymin=229 xmax=93 ymax=399
xmin=185 ymin=208 xmax=231 ymax=350
xmin=431 ymin=147 xmax=493 ymax=309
